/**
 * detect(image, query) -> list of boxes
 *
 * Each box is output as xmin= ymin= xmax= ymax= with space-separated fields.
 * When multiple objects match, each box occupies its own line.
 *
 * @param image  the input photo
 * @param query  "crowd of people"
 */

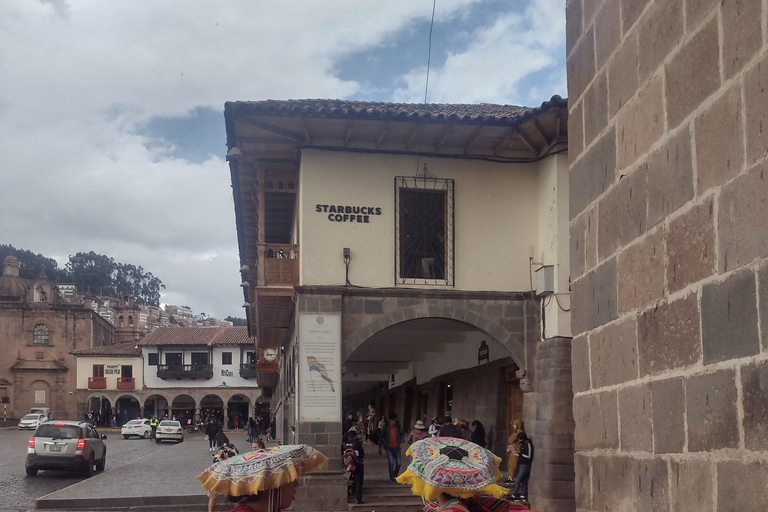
xmin=341 ymin=409 xmax=534 ymax=504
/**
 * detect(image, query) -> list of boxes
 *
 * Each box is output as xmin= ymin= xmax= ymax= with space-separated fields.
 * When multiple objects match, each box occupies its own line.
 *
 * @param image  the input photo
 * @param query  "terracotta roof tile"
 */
xmin=71 ymin=341 xmax=142 ymax=357
xmin=226 ymin=96 xmax=566 ymax=127
xmin=137 ymin=326 xmax=254 ymax=347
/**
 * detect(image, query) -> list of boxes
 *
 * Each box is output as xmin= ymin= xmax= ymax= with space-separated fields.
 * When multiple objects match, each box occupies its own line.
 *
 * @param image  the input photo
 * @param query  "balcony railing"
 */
xmin=239 ymin=363 xmax=258 ymax=379
xmin=88 ymin=376 xmax=107 ymax=389
xmin=262 ymin=244 xmax=298 ymax=286
xmin=157 ymin=364 xmax=213 ymax=380
xmin=117 ymin=377 xmax=135 ymax=389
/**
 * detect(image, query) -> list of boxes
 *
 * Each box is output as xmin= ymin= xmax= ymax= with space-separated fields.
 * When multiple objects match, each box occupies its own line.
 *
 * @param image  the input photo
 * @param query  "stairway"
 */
xmin=348 ymin=482 xmax=424 ymax=511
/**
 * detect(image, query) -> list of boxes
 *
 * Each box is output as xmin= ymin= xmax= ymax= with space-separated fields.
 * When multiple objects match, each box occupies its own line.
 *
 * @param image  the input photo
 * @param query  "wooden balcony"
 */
xmin=157 ymin=364 xmax=213 ymax=380
xmin=239 ymin=363 xmax=258 ymax=379
xmin=261 ymin=244 xmax=298 ymax=286
xmin=117 ymin=377 xmax=135 ymax=389
xmin=88 ymin=376 xmax=107 ymax=389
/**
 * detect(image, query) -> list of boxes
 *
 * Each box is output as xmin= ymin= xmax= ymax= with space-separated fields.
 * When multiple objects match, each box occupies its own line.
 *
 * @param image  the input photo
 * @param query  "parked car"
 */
xmin=155 ymin=420 xmax=183 ymax=443
xmin=25 ymin=421 xmax=107 ymax=477
xmin=121 ymin=419 xmax=152 ymax=439
xmin=18 ymin=414 xmax=50 ymax=430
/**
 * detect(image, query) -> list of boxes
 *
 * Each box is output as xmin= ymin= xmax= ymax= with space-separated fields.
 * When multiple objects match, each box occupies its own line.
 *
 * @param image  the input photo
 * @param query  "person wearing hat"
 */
xmin=406 ymin=419 xmax=429 ymax=445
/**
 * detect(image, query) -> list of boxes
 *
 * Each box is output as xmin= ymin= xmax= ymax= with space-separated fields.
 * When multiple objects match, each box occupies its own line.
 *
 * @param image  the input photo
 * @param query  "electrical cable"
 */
xmin=425 ymin=0 xmax=437 ymax=104
xmin=554 ymin=292 xmax=571 ymax=312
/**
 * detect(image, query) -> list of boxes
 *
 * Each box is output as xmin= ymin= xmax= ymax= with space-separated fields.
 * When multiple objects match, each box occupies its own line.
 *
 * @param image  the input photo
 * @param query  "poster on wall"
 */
xmin=299 ymin=313 xmax=341 ymax=423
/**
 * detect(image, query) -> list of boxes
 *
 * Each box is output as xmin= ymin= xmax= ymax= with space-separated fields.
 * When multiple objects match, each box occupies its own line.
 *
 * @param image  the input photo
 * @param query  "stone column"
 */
xmin=292 ymin=292 xmax=346 ymax=511
xmin=525 ymin=336 xmax=575 ymax=512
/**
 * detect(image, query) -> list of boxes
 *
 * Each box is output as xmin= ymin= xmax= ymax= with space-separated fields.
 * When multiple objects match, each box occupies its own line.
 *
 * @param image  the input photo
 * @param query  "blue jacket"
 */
xmin=378 ymin=421 xmax=403 ymax=448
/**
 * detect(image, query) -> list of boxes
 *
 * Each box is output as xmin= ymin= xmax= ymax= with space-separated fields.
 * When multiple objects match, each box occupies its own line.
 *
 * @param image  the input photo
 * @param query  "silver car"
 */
xmin=155 ymin=420 xmax=183 ymax=443
xmin=25 ymin=421 xmax=107 ymax=477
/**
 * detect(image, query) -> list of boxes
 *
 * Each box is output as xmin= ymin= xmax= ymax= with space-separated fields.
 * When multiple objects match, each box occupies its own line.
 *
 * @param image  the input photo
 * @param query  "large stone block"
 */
xmin=685 ymin=0 xmax=720 ymax=32
xmin=617 ymin=230 xmax=664 ymax=313
xmin=573 ymin=390 xmax=618 ymax=450
xmin=592 ymin=455 xmax=636 ymax=511
xmin=669 ymin=459 xmax=713 ymax=512
xmin=565 ymin=0 xmax=583 ymax=56
xmin=666 ymin=198 xmax=715 ymax=293
xmin=718 ymin=161 xmax=768 ymax=272
xmin=620 ymin=0 xmax=652 ymax=33
xmin=571 ymin=334 xmax=590 ymax=393
xmin=701 ymin=269 xmax=759 ymax=364
xmin=569 ymin=99 xmax=585 ymax=163
xmin=608 ymin=32 xmax=639 ymax=117
xmin=570 ymin=127 xmax=616 ymax=219
xmin=571 ymin=258 xmax=618 ymax=336
xmin=594 ymin=0 xmax=620 ymax=69
xmin=665 ymin=17 xmax=720 ymax=129
xmin=721 ymin=0 xmax=762 ymax=78
xmin=597 ymin=167 xmax=647 ymax=259
xmin=638 ymin=293 xmax=700 ymax=376
xmin=590 ymin=316 xmax=638 ymax=388
xmin=717 ymin=460 xmax=768 ymax=511
xmin=567 ymin=27 xmax=595 ymax=101
xmin=636 ymin=458 xmax=669 ymax=511
xmin=651 ymin=377 xmax=685 ymax=454
xmin=618 ymin=382 xmax=653 ymax=452
xmin=646 ymin=124 xmax=694 ymax=228
xmin=695 ymin=83 xmax=743 ymax=193
xmin=741 ymin=359 xmax=768 ymax=451
xmin=584 ymin=71 xmax=608 ymax=145
xmin=761 ymin=263 xmax=768 ymax=349
xmin=745 ymin=53 xmax=768 ymax=165
xmin=638 ymin=0 xmax=684 ymax=81
xmin=574 ymin=453 xmax=591 ymax=510
xmin=617 ymin=75 xmax=665 ymax=169
xmin=686 ymin=369 xmax=739 ymax=451
xmin=571 ymin=214 xmax=587 ymax=279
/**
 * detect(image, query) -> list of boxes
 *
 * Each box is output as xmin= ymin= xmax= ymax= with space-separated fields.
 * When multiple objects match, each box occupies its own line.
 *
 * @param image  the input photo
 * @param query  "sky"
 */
xmin=0 ymin=0 xmax=566 ymax=320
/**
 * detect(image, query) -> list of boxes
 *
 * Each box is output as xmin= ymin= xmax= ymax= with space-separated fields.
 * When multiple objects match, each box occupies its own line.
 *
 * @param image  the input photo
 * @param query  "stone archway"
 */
xmin=170 ymin=394 xmax=196 ymax=425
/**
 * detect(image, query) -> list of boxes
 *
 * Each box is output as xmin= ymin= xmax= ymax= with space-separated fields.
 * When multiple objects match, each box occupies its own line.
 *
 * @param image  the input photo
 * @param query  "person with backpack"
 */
xmin=342 ymin=427 xmax=365 ymax=504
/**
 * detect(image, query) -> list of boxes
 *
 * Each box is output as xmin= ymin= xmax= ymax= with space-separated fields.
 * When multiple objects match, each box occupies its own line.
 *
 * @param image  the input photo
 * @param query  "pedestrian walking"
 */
xmin=511 ymin=432 xmax=533 ymax=502
xmin=378 ymin=413 xmax=403 ymax=482
xmin=470 ymin=420 xmax=486 ymax=448
xmin=406 ymin=420 xmax=428 ymax=445
xmin=207 ymin=432 xmax=240 ymax=512
xmin=427 ymin=417 xmax=440 ymax=438
xmin=205 ymin=419 xmax=221 ymax=452
xmin=342 ymin=427 xmax=365 ymax=504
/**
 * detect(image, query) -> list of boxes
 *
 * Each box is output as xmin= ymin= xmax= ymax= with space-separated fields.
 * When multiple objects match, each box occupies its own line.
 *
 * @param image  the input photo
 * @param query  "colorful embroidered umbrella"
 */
xmin=396 ymin=436 xmax=509 ymax=500
xmin=197 ymin=444 xmax=327 ymax=497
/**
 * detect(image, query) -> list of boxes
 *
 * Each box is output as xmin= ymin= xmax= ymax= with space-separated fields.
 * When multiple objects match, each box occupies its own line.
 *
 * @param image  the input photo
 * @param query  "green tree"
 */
xmin=0 ymin=244 xmax=71 ymax=282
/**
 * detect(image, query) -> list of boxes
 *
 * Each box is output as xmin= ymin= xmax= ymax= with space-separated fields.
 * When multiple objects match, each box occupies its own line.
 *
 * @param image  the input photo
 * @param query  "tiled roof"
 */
xmin=71 ymin=341 xmax=142 ymax=357
xmin=137 ymin=326 xmax=254 ymax=347
xmin=226 ymin=96 xmax=566 ymax=126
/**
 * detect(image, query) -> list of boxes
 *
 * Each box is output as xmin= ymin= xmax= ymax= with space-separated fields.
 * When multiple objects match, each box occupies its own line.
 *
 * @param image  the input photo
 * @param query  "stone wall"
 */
xmin=568 ymin=0 xmax=768 ymax=509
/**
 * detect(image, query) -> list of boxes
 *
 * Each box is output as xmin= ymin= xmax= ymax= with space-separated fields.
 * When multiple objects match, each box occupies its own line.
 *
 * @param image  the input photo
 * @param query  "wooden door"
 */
xmin=506 ymin=367 xmax=524 ymax=430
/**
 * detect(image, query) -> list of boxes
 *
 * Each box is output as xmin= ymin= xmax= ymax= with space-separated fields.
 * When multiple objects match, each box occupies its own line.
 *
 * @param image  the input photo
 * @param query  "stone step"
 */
xmin=348 ymin=500 xmax=424 ymax=512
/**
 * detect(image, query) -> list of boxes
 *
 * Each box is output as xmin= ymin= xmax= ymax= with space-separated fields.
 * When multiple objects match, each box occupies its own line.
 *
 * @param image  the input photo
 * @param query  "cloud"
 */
xmin=2 ymin=0 xmax=498 ymax=319
xmin=393 ymin=0 xmax=565 ymax=105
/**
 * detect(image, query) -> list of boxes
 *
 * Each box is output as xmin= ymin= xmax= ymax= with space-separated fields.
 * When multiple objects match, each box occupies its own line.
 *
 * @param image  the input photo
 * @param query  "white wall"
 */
xmin=299 ymin=150 xmax=540 ymax=292
xmin=76 ymin=356 xmax=144 ymax=390
xmin=142 ymin=347 xmax=258 ymax=389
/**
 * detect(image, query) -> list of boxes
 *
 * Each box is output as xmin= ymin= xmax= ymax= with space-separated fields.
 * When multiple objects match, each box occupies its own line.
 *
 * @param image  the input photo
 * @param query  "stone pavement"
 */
xmin=35 ymin=430 xmax=258 ymax=512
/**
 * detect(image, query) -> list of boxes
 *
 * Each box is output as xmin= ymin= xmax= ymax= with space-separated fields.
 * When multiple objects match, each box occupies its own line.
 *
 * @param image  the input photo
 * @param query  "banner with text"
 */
xmin=299 ymin=313 xmax=341 ymax=423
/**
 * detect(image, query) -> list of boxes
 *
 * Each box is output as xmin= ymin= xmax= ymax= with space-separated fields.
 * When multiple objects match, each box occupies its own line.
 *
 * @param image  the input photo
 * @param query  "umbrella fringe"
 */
xmin=396 ymin=468 xmax=510 ymax=501
xmin=196 ymin=451 xmax=328 ymax=497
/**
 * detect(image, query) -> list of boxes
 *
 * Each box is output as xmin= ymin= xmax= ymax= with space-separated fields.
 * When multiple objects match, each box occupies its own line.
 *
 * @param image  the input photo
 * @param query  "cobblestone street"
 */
xmin=0 ymin=426 xmax=256 ymax=512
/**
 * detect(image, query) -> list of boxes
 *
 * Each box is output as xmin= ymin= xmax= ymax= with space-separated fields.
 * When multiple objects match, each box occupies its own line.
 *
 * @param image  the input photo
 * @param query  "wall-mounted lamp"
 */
xmin=240 ymin=281 xmax=250 ymax=288
xmin=226 ymin=146 xmax=242 ymax=162
xmin=242 ymin=302 xmax=251 ymax=308
xmin=343 ymin=248 xmax=351 ymax=286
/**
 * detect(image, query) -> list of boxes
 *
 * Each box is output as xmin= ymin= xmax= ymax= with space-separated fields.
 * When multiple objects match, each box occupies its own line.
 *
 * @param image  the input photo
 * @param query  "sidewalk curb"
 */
xmin=35 ymin=494 xmax=206 ymax=510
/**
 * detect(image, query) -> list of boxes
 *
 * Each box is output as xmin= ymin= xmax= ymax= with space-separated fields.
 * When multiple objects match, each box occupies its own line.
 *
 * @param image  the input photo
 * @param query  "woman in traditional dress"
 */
xmin=506 ymin=420 xmax=523 ymax=484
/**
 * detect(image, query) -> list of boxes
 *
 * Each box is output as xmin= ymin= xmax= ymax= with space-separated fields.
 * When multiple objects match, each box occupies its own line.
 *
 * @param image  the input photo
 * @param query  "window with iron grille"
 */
xmin=33 ymin=324 xmax=49 ymax=345
xmin=395 ymin=175 xmax=454 ymax=285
